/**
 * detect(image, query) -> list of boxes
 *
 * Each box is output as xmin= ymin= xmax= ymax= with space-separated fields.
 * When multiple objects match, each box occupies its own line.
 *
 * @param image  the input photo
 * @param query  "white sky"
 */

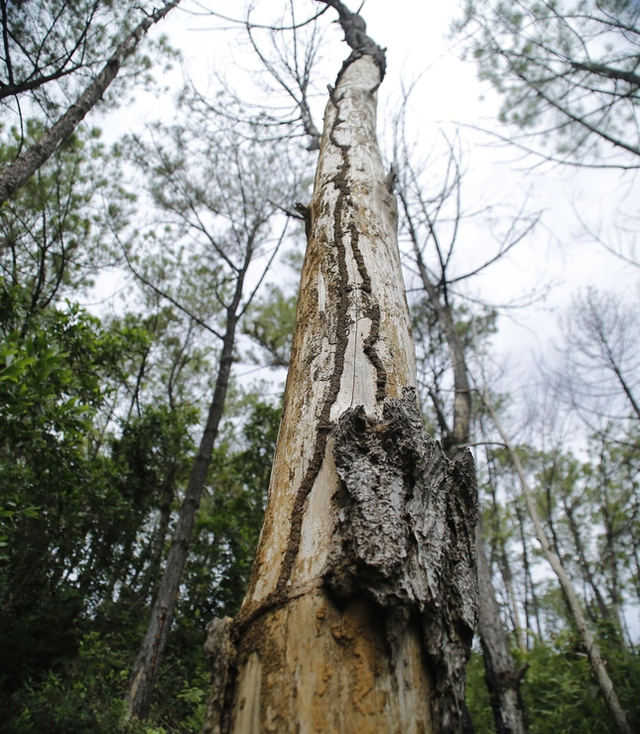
xmin=95 ymin=0 xmax=639 ymax=389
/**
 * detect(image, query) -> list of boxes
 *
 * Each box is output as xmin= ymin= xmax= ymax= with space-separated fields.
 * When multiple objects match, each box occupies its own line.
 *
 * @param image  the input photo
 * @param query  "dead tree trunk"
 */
xmin=204 ymin=4 xmax=478 ymax=733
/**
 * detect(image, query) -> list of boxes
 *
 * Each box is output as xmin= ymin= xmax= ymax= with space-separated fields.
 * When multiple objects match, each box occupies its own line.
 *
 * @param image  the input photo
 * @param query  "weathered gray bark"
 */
xmin=328 ymin=393 xmax=478 ymax=732
xmin=483 ymin=392 xmax=633 ymax=734
xmin=476 ymin=525 xmax=527 ymax=734
xmin=202 ymin=617 xmax=235 ymax=734
xmin=399 ymin=186 xmax=528 ymax=734
xmin=127 ymin=262 xmax=248 ymax=720
xmin=203 ymin=4 xmax=478 ymax=732
xmin=0 ymin=1 xmax=179 ymax=207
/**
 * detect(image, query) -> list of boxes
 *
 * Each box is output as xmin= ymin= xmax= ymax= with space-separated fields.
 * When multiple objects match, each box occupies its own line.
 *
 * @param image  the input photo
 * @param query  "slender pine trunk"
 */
xmin=127 ymin=257 xmax=248 ymax=719
xmin=483 ymin=392 xmax=633 ymax=734
xmin=0 ymin=1 xmax=179 ymax=206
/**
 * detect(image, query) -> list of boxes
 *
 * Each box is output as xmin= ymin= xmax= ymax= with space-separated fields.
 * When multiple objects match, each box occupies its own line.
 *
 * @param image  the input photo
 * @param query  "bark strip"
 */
xmin=326 ymin=388 xmax=478 ymax=733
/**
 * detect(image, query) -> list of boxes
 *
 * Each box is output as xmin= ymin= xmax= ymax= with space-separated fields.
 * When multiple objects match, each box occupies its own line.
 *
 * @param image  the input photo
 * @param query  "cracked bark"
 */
xmin=204 ymin=5 xmax=477 ymax=732
xmin=407 ymin=219 xmax=527 ymax=733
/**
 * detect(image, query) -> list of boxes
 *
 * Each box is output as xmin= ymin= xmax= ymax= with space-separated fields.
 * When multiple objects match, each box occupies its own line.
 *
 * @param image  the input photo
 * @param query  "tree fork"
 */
xmin=204 ymin=4 xmax=478 ymax=732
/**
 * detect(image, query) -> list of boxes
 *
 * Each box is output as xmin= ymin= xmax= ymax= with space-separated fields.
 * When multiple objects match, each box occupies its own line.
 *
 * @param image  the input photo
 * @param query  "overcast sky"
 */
xmin=98 ymin=0 xmax=640 ymax=395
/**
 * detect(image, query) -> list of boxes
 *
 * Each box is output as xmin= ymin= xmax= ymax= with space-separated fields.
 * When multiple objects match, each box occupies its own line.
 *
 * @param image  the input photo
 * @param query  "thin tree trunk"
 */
xmin=402 ymin=228 xmax=470 ymax=456
xmin=205 ymin=6 xmax=478 ymax=733
xmin=134 ymin=473 xmax=176 ymax=602
xmin=0 ymin=1 xmax=179 ymax=206
xmin=476 ymin=524 xmax=527 ymax=734
xmin=563 ymin=499 xmax=611 ymax=622
xmin=483 ymin=391 xmax=633 ymax=734
xmin=127 ymin=273 xmax=246 ymax=719
xmin=598 ymin=454 xmax=628 ymax=644
xmin=513 ymin=494 xmax=542 ymax=642
xmin=487 ymin=456 xmax=525 ymax=651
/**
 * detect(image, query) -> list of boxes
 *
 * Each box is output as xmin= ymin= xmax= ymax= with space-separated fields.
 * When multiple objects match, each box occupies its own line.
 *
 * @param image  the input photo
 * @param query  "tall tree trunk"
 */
xmin=486 ymin=456 xmax=526 ymax=652
xmin=563 ymin=498 xmax=611 ymax=623
xmin=476 ymin=524 xmax=527 ymax=734
xmin=400 ymin=192 xmax=528 ymax=734
xmin=483 ymin=392 xmax=633 ymax=734
xmin=513 ymin=495 xmax=542 ymax=641
xmin=134 ymin=473 xmax=176 ymax=602
xmin=204 ymin=7 xmax=478 ymax=733
xmin=0 ymin=1 xmax=179 ymax=206
xmin=127 ymin=279 xmax=245 ymax=719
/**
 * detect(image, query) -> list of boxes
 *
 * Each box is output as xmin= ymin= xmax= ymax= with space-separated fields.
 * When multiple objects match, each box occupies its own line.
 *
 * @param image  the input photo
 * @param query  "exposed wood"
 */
xmin=205 ymin=5 xmax=479 ymax=730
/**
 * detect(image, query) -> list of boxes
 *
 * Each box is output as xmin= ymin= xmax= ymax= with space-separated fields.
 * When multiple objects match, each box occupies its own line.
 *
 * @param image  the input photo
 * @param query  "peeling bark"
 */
xmin=327 ymin=390 xmax=477 ymax=732
xmin=203 ymin=5 xmax=478 ymax=732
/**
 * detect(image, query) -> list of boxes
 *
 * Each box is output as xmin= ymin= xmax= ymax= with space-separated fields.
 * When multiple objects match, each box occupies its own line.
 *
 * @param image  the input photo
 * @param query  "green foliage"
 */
xmin=1 ymin=339 xmax=279 ymax=731
xmin=466 ymin=633 xmax=640 ymax=733
xmin=181 ymin=398 xmax=281 ymax=620
xmin=0 ymin=0 xmax=180 ymax=125
xmin=455 ymin=0 xmax=640 ymax=163
xmin=465 ymin=650 xmax=495 ymax=733
xmin=9 ymin=633 xmax=130 ymax=734
xmin=0 ymin=287 xmax=152 ymax=699
xmin=242 ymin=284 xmax=297 ymax=368
xmin=522 ymin=631 xmax=640 ymax=733
xmin=0 ymin=122 xmax=127 ymax=307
